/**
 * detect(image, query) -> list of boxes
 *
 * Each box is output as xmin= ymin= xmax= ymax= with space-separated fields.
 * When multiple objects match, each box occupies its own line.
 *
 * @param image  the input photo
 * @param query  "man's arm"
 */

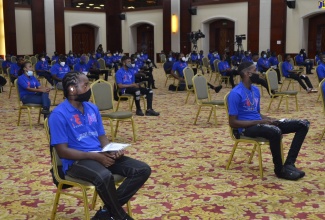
xmin=229 ymin=115 xmax=273 ymax=128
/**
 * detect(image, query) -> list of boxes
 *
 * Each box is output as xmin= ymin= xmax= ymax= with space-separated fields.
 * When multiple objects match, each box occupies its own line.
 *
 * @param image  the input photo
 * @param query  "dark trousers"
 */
xmin=254 ymin=77 xmax=270 ymax=95
xmin=36 ymin=71 xmax=54 ymax=86
xmin=242 ymin=119 xmax=310 ymax=173
xmin=143 ymin=69 xmax=155 ymax=88
xmin=21 ymin=92 xmax=51 ymax=109
xmin=288 ymin=73 xmax=313 ymax=90
xmin=299 ymin=62 xmax=313 ymax=74
xmin=125 ymin=87 xmax=153 ymax=110
xmin=66 ymin=156 xmax=151 ymax=219
xmin=222 ymin=70 xmax=238 ymax=88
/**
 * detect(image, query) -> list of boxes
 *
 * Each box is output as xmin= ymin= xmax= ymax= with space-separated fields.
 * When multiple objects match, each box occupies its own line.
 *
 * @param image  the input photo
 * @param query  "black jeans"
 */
xmin=288 ymin=73 xmax=313 ymax=90
xmin=67 ymin=156 xmax=151 ymax=219
xmin=125 ymin=87 xmax=153 ymax=110
xmin=36 ymin=71 xmax=54 ymax=86
xmin=222 ymin=70 xmax=238 ymax=88
xmin=242 ymin=119 xmax=310 ymax=173
xmin=299 ymin=62 xmax=313 ymax=74
xmin=250 ymin=76 xmax=270 ymax=95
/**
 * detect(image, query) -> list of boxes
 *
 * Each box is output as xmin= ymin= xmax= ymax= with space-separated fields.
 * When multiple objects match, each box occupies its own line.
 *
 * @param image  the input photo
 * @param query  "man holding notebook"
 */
xmin=48 ymin=72 xmax=151 ymax=220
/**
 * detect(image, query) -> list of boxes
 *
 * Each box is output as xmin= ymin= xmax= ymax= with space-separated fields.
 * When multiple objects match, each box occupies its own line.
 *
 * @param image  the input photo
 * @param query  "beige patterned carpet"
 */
xmin=0 ymin=65 xmax=325 ymax=220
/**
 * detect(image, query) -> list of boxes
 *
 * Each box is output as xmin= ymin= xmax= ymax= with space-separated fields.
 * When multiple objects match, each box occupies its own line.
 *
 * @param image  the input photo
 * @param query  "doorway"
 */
xmin=72 ymin=24 xmax=95 ymax=54
xmin=136 ymin=24 xmax=154 ymax=60
xmin=308 ymin=13 xmax=325 ymax=57
xmin=209 ymin=19 xmax=234 ymax=54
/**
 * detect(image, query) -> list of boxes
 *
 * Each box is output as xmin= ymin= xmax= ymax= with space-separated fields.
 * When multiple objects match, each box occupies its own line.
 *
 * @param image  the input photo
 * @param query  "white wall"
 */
xmin=122 ymin=9 xmax=163 ymax=63
xmin=64 ymin=11 xmax=106 ymax=54
xmin=286 ymin=0 xmax=324 ymax=53
xmin=44 ymin=0 xmax=55 ymax=56
xmin=192 ymin=2 xmax=248 ymax=55
xmin=259 ymin=0 xmax=271 ymax=51
xmin=15 ymin=8 xmax=33 ymax=55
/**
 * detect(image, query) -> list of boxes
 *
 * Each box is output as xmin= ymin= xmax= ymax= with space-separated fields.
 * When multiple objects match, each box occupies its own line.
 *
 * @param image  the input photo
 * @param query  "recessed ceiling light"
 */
xmin=127 ymin=6 xmax=135 ymax=9
xmin=100 ymin=4 xmax=104 ymax=7
xmin=86 ymin=6 xmax=90 ymax=8
xmin=78 ymin=3 xmax=83 ymax=5
xmin=76 ymin=5 xmax=80 ymax=7
xmin=94 ymin=7 xmax=101 ymax=9
xmin=89 ymin=3 xmax=94 ymax=6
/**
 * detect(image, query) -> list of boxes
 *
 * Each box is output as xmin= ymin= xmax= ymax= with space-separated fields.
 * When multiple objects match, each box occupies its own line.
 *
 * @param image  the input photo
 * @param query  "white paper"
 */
xmin=101 ymin=142 xmax=131 ymax=152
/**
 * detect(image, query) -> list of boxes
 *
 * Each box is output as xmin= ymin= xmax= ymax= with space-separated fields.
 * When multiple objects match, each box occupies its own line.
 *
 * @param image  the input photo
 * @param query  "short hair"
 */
xmin=284 ymin=54 xmax=290 ymax=59
xmin=59 ymin=55 xmax=66 ymax=61
xmin=238 ymin=62 xmax=254 ymax=77
xmin=62 ymin=72 xmax=83 ymax=98
xmin=121 ymin=56 xmax=130 ymax=62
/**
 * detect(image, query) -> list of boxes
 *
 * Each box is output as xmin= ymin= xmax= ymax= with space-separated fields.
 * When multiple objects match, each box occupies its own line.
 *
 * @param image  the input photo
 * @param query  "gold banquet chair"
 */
xmin=183 ymin=67 xmax=195 ymax=104
xmin=192 ymin=73 xmax=224 ymax=126
xmin=319 ymin=79 xmax=325 ymax=140
xmin=266 ymin=69 xmax=298 ymax=113
xmin=224 ymin=92 xmax=284 ymax=179
xmin=14 ymin=79 xmax=42 ymax=128
xmin=278 ymin=62 xmax=301 ymax=92
xmin=91 ymin=79 xmax=136 ymax=142
xmin=44 ymin=119 xmax=132 ymax=220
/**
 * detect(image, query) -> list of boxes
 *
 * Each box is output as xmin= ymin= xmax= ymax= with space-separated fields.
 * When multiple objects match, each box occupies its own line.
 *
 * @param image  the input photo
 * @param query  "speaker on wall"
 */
xmin=188 ymin=7 xmax=197 ymax=15
xmin=119 ymin=13 xmax=126 ymax=20
xmin=286 ymin=0 xmax=296 ymax=9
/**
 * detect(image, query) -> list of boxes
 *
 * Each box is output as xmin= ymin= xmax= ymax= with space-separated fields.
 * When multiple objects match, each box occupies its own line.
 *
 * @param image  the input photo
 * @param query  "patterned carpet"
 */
xmin=0 ymin=65 xmax=325 ymax=220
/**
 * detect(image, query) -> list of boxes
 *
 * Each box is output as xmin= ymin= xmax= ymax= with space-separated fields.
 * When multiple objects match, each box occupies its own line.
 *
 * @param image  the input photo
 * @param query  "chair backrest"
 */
xmin=213 ymin=59 xmax=220 ymax=73
xmin=319 ymin=78 xmax=325 ymax=113
xmin=160 ymin=54 xmax=166 ymax=63
xmin=24 ymin=55 xmax=30 ymax=61
xmin=277 ymin=54 xmax=282 ymax=62
xmin=266 ymin=69 xmax=279 ymax=92
xmin=202 ymin=57 xmax=209 ymax=68
xmin=278 ymin=61 xmax=284 ymax=77
xmin=224 ymin=92 xmax=237 ymax=141
xmin=183 ymin=67 xmax=194 ymax=88
xmin=11 ymin=56 xmax=17 ymax=63
xmin=98 ymin=58 xmax=106 ymax=69
xmin=290 ymin=57 xmax=295 ymax=67
xmin=90 ymin=79 xmax=114 ymax=111
xmin=30 ymin=56 xmax=37 ymax=65
xmin=192 ymin=73 xmax=209 ymax=102
xmin=51 ymin=60 xmax=56 ymax=66
xmin=14 ymin=79 xmax=22 ymax=107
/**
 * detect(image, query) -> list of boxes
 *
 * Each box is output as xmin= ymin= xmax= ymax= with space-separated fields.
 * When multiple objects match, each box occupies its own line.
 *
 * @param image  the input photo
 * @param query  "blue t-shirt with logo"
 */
xmin=228 ymin=82 xmax=261 ymax=133
xmin=50 ymin=63 xmax=71 ymax=80
xmin=317 ymin=63 xmax=325 ymax=80
xmin=257 ymin=57 xmax=270 ymax=72
xmin=74 ymin=63 xmax=89 ymax=73
xmin=268 ymin=56 xmax=279 ymax=66
xmin=281 ymin=61 xmax=293 ymax=77
xmin=172 ymin=61 xmax=187 ymax=77
xmin=17 ymin=74 xmax=41 ymax=98
xmin=49 ymin=99 xmax=105 ymax=174
xmin=10 ymin=63 xmax=21 ymax=77
xmin=35 ymin=60 xmax=50 ymax=72
xmin=218 ymin=61 xmax=230 ymax=76
xmin=115 ymin=67 xmax=136 ymax=94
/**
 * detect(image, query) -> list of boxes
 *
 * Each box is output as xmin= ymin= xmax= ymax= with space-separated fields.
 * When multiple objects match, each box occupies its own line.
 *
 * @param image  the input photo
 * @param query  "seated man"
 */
xmin=10 ymin=56 xmax=25 ymax=84
xmin=257 ymin=51 xmax=270 ymax=73
xmin=2 ymin=54 xmax=12 ymax=75
xmin=115 ymin=56 xmax=160 ymax=116
xmin=163 ymin=55 xmax=174 ymax=75
xmin=317 ymin=54 xmax=325 ymax=82
xmin=35 ymin=53 xmax=54 ymax=87
xmin=87 ymin=53 xmax=109 ymax=81
xmin=49 ymin=72 xmax=151 ymax=220
xmin=282 ymin=54 xmax=317 ymax=93
xmin=295 ymin=49 xmax=313 ymax=74
xmin=251 ymin=53 xmax=271 ymax=95
xmin=50 ymin=55 xmax=71 ymax=90
xmin=268 ymin=51 xmax=282 ymax=83
xmin=218 ymin=54 xmax=239 ymax=88
xmin=241 ymin=51 xmax=252 ymax=63
xmin=209 ymin=51 xmax=220 ymax=72
xmin=228 ymin=61 xmax=310 ymax=180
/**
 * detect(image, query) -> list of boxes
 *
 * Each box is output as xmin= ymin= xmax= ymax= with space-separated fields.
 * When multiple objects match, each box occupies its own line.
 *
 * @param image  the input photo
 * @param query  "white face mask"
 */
xmin=168 ymin=57 xmax=172 ymax=61
xmin=253 ymin=62 xmax=257 ymax=65
xmin=131 ymin=63 xmax=135 ymax=68
xmin=134 ymin=58 xmax=137 ymax=62
xmin=41 ymin=58 xmax=46 ymax=62
xmin=70 ymin=54 xmax=73 ymax=57
xmin=181 ymin=57 xmax=186 ymax=62
xmin=27 ymin=70 xmax=33 ymax=76
xmin=263 ymin=55 xmax=267 ymax=58
xmin=60 ymin=62 xmax=65 ymax=66
xmin=300 ymin=54 xmax=303 ymax=57
xmin=137 ymin=55 xmax=140 ymax=58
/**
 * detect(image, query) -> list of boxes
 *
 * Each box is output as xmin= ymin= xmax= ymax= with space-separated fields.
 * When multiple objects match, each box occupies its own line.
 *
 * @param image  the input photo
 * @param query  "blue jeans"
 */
xmin=66 ymin=156 xmax=151 ymax=219
xmin=242 ymin=119 xmax=310 ymax=173
xmin=21 ymin=92 xmax=51 ymax=109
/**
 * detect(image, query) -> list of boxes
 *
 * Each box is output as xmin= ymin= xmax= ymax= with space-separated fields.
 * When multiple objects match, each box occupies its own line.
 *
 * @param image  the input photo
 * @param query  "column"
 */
xmin=259 ymin=0 xmax=271 ymax=52
xmin=44 ymin=0 xmax=56 ymax=56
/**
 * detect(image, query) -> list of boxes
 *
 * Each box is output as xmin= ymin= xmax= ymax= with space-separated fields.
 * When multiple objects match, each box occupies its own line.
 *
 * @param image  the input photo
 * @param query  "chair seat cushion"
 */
xmin=23 ymin=103 xmax=42 ymax=107
xmin=240 ymin=136 xmax=269 ymax=143
xmin=274 ymin=91 xmax=298 ymax=95
xmin=65 ymin=174 xmax=125 ymax=185
xmin=203 ymin=100 xmax=225 ymax=105
xmin=101 ymin=111 xmax=133 ymax=119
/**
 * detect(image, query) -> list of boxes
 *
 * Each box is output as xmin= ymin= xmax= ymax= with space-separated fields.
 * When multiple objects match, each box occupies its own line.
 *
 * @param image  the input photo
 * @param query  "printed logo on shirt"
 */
xmin=87 ymin=113 xmax=97 ymax=125
xmin=319 ymin=1 xmax=325 ymax=9
xmin=70 ymin=114 xmax=83 ymax=128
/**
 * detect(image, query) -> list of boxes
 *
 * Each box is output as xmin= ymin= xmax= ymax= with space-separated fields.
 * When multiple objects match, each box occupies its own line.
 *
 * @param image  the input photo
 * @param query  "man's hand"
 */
xmin=95 ymin=152 xmax=116 ymax=167
xmin=114 ymin=150 xmax=124 ymax=160
xmin=259 ymin=119 xmax=273 ymax=125
xmin=131 ymin=83 xmax=140 ymax=88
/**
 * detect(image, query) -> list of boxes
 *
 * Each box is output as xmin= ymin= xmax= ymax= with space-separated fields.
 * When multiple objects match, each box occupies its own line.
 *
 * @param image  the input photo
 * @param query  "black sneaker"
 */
xmin=214 ymin=85 xmax=222 ymax=93
xmin=41 ymin=109 xmax=51 ymax=115
xmin=275 ymin=166 xmax=301 ymax=180
xmin=91 ymin=207 xmax=114 ymax=220
xmin=145 ymin=109 xmax=160 ymax=116
xmin=136 ymin=109 xmax=144 ymax=116
xmin=284 ymin=164 xmax=305 ymax=178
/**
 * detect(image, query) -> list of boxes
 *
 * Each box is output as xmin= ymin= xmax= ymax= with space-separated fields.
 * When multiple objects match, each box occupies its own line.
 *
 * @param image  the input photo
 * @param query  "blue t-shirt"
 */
xmin=172 ymin=61 xmax=188 ymax=77
xmin=50 ymin=63 xmax=71 ymax=80
xmin=52 ymin=55 xmax=59 ymax=62
xmin=257 ymin=57 xmax=270 ymax=72
xmin=282 ymin=61 xmax=293 ymax=77
xmin=218 ymin=61 xmax=230 ymax=76
xmin=103 ymin=55 xmax=113 ymax=65
xmin=17 ymin=74 xmax=41 ymax=98
xmin=228 ymin=82 xmax=261 ymax=133
xmin=242 ymin=56 xmax=252 ymax=63
xmin=268 ymin=56 xmax=279 ymax=66
xmin=87 ymin=59 xmax=100 ymax=69
xmin=115 ymin=67 xmax=136 ymax=94
xmin=74 ymin=63 xmax=89 ymax=73
xmin=295 ymin=55 xmax=304 ymax=65
xmin=49 ymin=100 xmax=105 ymax=174
xmin=191 ymin=54 xmax=198 ymax=61
xmin=67 ymin=56 xmax=77 ymax=66
xmin=2 ymin=60 xmax=12 ymax=70
xmin=35 ymin=60 xmax=50 ymax=72
xmin=10 ymin=63 xmax=21 ymax=77
xmin=317 ymin=63 xmax=325 ymax=80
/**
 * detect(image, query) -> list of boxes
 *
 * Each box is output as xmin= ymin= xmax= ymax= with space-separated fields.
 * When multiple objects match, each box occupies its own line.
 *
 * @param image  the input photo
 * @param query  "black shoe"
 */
xmin=136 ymin=109 xmax=144 ymax=116
xmin=41 ymin=109 xmax=51 ymax=115
xmin=275 ymin=166 xmax=301 ymax=180
xmin=145 ymin=109 xmax=160 ymax=116
xmin=91 ymin=207 xmax=114 ymax=220
xmin=152 ymin=86 xmax=158 ymax=89
xmin=214 ymin=85 xmax=222 ymax=93
xmin=284 ymin=164 xmax=305 ymax=178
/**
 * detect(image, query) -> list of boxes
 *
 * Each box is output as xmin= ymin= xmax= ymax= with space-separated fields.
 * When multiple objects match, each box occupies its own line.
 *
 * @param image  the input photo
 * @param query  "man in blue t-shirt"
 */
xmin=35 ymin=54 xmax=54 ymax=87
xmin=316 ymin=54 xmax=325 ymax=82
xmin=115 ymin=56 xmax=159 ymax=116
xmin=228 ymin=61 xmax=310 ymax=181
xmin=295 ymin=49 xmax=313 ymax=74
xmin=257 ymin=51 xmax=270 ymax=73
xmin=2 ymin=54 xmax=12 ymax=75
xmin=282 ymin=54 xmax=317 ymax=93
xmin=50 ymin=55 xmax=71 ymax=90
xmin=268 ymin=52 xmax=281 ymax=83
xmin=9 ymin=57 xmax=25 ymax=84
xmin=49 ymin=72 xmax=150 ymax=220
xmin=218 ymin=54 xmax=239 ymax=88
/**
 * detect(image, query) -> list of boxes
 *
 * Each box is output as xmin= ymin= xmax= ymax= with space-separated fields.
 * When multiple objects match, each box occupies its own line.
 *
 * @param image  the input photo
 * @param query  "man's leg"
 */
xmin=125 ymin=87 xmax=143 ymax=115
xmin=289 ymin=74 xmax=307 ymax=90
xmin=300 ymin=75 xmax=314 ymax=89
xmin=138 ymin=87 xmax=159 ymax=116
xmin=226 ymin=71 xmax=235 ymax=88
xmin=242 ymin=124 xmax=283 ymax=173
xmin=109 ymin=156 xmax=151 ymax=206
xmin=67 ymin=160 xmax=131 ymax=219
xmin=37 ymin=71 xmax=54 ymax=86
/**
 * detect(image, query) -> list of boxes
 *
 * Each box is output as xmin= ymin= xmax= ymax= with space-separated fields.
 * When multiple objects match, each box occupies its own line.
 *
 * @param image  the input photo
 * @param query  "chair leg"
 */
xmin=53 ymin=90 xmax=58 ymax=105
xmin=90 ymin=189 xmax=98 ymax=210
xmin=280 ymin=141 xmax=284 ymax=164
xmin=257 ymin=145 xmax=264 ymax=179
xmin=37 ymin=108 xmax=41 ymax=124
xmin=320 ymin=128 xmax=325 ymax=141
xmin=213 ymin=107 xmax=217 ymax=127
xmin=285 ymin=96 xmax=289 ymax=113
xmin=165 ymin=77 xmax=168 ymax=87
xmin=277 ymin=96 xmax=284 ymax=110
xmin=51 ymin=184 xmax=63 ymax=220
xmin=194 ymin=106 xmax=202 ymax=125
xmin=226 ymin=142 xmax=238 ymax=170
xmin=248 ymin=144 xmax=257 ymax=164
xmin=17 ymin=108 xmax=22 ymax=126
xmin=27 ymin=108 xmax=32 ymax=128
xmin=267 ymin=97 xmax=274 ymax=112
xmin=115 ymin=121 xmax=120 ymax=138
xmin=116 ymin=99 xmax=121 ymax=111
xmin=279 ymin=82 xmax=284 ymax=91
xmin=185 ymin=91 xmax=190 ymax=104
xmin=110 ymin=120 xmax=115 ymax=141
xmin=131 ymin=118 xmax=136 ymax=142
xmin=207 ymin=107 xmax=213 ymax=123
xmin=126 ymin=200 xmax=132 ymax=217
xmin=295 ymin=95 xmax=299 ymax=111
xmin=81 ymin=187 xmax=91 ymax=220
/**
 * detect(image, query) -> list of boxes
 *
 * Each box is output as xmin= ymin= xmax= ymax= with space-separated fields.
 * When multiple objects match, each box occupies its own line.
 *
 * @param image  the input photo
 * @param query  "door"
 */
xmin=308 ymin=13 xmax=325 ymax=58
xmin=137 ymin=24 xmax=154 ymax=60
xmin=72 ymin=24 xmax=95 ymax=55
xmin=209 ymin=19 xmax=234 ymax=54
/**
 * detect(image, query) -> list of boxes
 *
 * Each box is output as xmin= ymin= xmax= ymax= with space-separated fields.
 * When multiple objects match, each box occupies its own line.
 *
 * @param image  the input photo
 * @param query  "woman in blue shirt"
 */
xmin=17 ymin=61 xmax=51 ymax=116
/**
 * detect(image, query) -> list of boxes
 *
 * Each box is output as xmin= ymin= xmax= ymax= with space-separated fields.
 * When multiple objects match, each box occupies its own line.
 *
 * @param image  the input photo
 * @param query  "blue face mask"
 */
xmin=168 ymin=57 xmax=172 ymax=61
xmin=27 ymin=70 xmax=33 ymax=76
xmin=263 ymin=54 xmax=267 ymax=58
